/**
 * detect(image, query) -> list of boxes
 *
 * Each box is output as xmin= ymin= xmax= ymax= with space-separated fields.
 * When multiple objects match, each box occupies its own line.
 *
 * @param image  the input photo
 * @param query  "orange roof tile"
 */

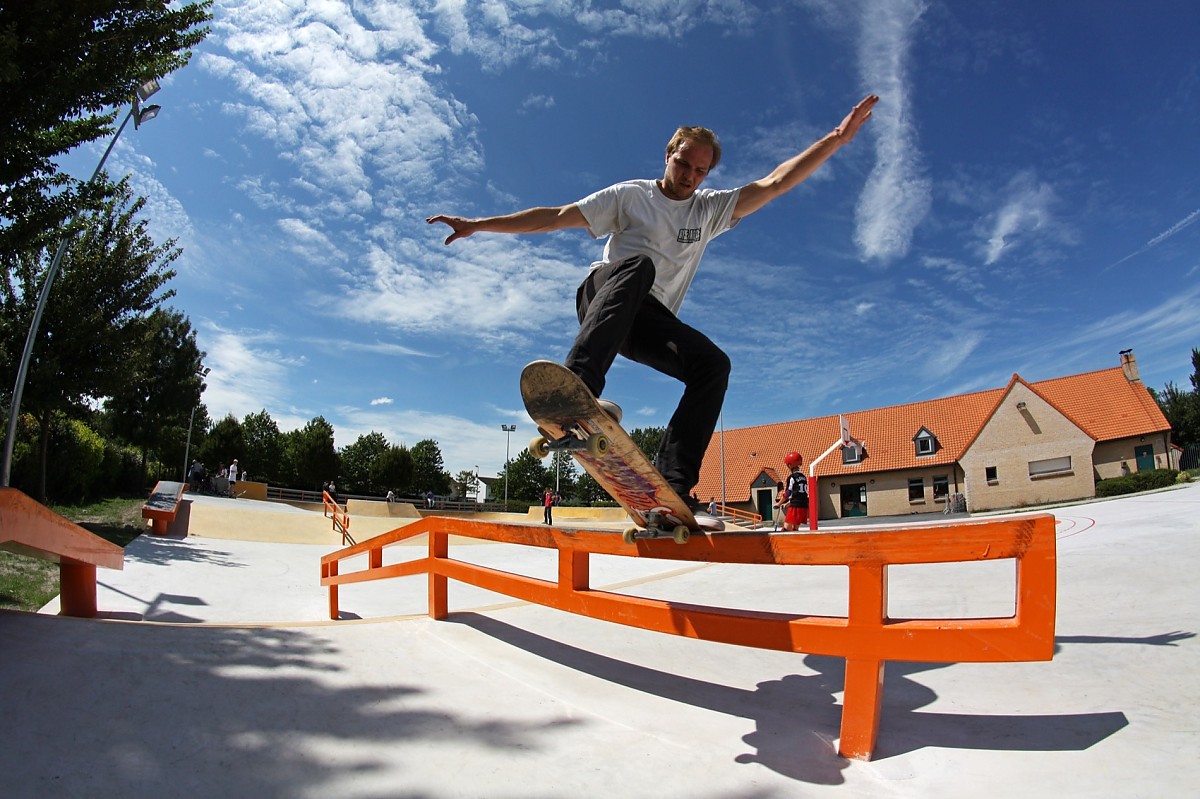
xmin=1033 ymin=367 xmax=1170 ymax=441
xmin=697 ymin=365 xmax=1170 ymax=503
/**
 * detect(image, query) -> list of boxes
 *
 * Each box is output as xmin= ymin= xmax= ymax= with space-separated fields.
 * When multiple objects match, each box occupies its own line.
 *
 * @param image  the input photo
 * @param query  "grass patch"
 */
xmin=0 ymin=496 xmax=145 ymax=613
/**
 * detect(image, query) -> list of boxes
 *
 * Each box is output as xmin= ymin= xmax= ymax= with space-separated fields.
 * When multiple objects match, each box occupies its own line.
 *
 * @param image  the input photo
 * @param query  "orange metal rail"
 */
xmin=0 ymin=488 xmax=125 ymax=617
xmin=716 ymin=503 xmax=763 ymax=528
xmin=320 ymin=514 xmax=1056 ymax=760
xmin=323 ymin=491 xmax=352 ymax=544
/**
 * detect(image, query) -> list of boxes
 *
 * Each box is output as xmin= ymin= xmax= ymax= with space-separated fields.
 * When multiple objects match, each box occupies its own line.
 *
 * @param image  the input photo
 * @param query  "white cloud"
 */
xmin=852 ymin=0 xmax=933 ymax=263
xmin=333 ymin=236 xmax=580 ymax=342
xmin=197 ymin=324 xmax=304 ymax=423
xmin=980 ymin=171 xmax=1056 ymax=265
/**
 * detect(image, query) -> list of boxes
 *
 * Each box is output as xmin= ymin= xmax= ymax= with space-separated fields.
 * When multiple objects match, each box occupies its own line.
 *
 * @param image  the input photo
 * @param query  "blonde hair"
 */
xmin=665 ymin=126 xmax=721 ymax=169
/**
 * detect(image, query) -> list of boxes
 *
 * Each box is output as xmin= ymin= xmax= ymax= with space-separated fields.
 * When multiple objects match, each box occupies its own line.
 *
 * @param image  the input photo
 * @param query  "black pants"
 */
xmin=565 ymin=255 xmax=730 ymax=497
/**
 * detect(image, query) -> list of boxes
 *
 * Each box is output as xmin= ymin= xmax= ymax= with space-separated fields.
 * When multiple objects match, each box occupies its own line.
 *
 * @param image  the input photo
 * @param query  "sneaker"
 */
xmin=597 ymin=398 xmax=623 ymax=424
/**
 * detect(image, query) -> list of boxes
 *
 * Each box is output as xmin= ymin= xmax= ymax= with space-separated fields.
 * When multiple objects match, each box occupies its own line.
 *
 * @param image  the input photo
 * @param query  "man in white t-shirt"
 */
xmin=428 ymin=95 xmax=877 ymax=507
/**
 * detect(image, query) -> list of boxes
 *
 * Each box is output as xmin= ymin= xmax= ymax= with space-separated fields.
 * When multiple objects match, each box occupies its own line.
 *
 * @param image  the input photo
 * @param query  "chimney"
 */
xmin=1119 ymin=349 xmax=1140 ymax=382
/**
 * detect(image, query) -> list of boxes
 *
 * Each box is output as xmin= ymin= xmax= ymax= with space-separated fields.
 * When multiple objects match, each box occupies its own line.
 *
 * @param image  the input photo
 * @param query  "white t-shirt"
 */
xmin=576 ymin=179 xmax=740 ymax=314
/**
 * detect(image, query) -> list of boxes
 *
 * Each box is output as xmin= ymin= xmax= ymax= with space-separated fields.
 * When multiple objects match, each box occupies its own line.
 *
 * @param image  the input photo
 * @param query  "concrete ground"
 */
xmin=2 ymin=483 xmax=1198 ymax=797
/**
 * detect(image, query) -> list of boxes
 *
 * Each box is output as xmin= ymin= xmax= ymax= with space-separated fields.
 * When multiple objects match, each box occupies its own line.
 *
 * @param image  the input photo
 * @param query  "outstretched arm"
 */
xmin=732 ymin=94 xmax=878 ymax=221
xmin=426 ymin=204 xmax=588 ymax=245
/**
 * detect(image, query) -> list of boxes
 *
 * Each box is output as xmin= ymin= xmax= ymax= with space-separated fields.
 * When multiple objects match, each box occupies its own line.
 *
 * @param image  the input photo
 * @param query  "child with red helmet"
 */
xmin=782 ymin=451 xmax=809 ymax=531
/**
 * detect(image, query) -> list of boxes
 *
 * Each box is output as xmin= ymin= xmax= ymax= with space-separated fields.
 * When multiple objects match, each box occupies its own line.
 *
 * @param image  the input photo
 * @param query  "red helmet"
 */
xmin=784 ymin=451 xmax=803 ymax=467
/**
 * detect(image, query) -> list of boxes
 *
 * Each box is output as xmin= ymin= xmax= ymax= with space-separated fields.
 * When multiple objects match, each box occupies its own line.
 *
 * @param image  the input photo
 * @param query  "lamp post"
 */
xmin=182 ymin=405 xmax=198 ymax=481
xmin=1 ymin=79 xmax=163 ymax=487
xmin=501 ymin=424 xmax=516 ymax=508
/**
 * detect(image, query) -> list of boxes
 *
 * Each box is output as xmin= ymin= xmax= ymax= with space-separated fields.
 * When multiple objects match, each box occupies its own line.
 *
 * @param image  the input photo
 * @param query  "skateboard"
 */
xmin=521 ymin=360 xmax=720 ymax=544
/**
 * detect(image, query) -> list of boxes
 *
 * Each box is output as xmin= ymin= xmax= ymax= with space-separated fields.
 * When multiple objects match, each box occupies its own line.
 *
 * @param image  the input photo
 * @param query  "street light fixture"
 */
xmin=1 ymin=79 xmax=163 ymax=487
xmin=501 ymin=424 xmax=516 ymax=508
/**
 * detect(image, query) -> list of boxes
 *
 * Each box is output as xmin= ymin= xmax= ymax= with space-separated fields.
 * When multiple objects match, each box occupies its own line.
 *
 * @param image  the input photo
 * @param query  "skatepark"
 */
xmin=1 ymin=482 xmax=1198 ymax=797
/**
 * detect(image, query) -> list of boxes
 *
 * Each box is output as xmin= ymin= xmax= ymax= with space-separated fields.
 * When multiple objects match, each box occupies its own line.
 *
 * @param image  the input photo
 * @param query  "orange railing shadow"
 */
xmin=0 ymin=487 xmax=125 ymax=617
xmin=320 ymin=514 xmax=1056 ymax=760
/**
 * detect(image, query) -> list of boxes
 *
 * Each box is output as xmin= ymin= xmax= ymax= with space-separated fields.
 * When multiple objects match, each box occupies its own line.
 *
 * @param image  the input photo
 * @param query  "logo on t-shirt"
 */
xmin=676 ymin=227 xmax=702 ymax=244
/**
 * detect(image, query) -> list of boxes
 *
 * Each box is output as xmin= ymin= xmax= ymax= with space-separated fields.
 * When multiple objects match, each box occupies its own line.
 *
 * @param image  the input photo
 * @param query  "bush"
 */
xmin=1096 ymin=468 xmax=1179 ymax=498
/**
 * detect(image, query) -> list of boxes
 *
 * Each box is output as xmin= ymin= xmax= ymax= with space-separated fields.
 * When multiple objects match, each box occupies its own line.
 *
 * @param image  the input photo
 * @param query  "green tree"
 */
xmin=0 ymin=1 xmax=213 ymax=260
xmin=102 ymin=307 xmax=206 ymax=484
xmin=574 ymin=471 xmax=609 ymax=506
xmin=1 ymin=177 xmax=178 ymax=499
xmin=340 ymin=431 xmax=390 ymax=495
xmin=409 ymin=439 xmax=450 ymax=496
xmin=375 ymin=444 xmax=413 ymax=497
xmin=1153 ymin=347 xmax=1200 ymax=450
xmin=549 ymin=451 xmax=577 ymax=501
xmin=286 ymin=416 xmax=339 ymax=491
xmin=240 ymin=409 xmax=285 ymax=485
xmin=503 ymin=449 xmax=552 ymax=505
xmin=198 ymin=414 xmax=244 ymax=477
xmin=454 ymin=469 xmax=481 ymax=501
xmin=630 ymin=427 xmax=665 ymax=460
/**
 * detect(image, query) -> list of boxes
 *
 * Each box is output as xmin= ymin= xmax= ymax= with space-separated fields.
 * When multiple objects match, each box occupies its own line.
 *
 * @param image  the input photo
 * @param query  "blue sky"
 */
xmin=68 ymin=0 xmax=1200 ymax=479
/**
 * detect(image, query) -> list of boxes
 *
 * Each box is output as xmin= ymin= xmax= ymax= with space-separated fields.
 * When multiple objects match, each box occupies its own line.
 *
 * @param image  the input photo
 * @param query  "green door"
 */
xmin=1135 ymin=445 xmax=1154 ymax=471
xmin=755 ymin=489 xmax=774 ymax=521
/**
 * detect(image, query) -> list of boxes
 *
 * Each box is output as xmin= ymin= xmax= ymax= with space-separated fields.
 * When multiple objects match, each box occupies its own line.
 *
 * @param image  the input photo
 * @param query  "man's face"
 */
xmin=660 ymin=140 xmax=713 ymax=201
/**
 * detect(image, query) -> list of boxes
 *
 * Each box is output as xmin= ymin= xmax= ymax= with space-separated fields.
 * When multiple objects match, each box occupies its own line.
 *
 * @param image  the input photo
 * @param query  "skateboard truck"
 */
xmin=623 ymin=509 xmax=690 ymax=545
xmin=530 ymin=424 xmax=609 ymax=459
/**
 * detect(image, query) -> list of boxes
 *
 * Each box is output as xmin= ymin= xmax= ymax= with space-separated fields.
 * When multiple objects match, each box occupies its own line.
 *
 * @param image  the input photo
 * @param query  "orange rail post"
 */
xmin=320 ymin=513 xmax=1056 ymax=760
xmin=840 ymin=561 xmax=888 ymax=759
xmin=429 ymin=529 xmax=448 ymax=620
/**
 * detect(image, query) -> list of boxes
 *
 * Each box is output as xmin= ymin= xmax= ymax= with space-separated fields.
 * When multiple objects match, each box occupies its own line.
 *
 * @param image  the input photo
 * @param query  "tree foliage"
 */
xmin=374 ymin=443 xmax=414 ymax=497
xmin=409 ymin=438 xmax=450 ymax=496
xmin=198 ymin=414 xmax=245 ymax=478
xmin=1153 ymin=347 xmax=1200 ymax=451
xmin=102 ymin=307 xmax=206 ymax=481
xmin=2 ymin=177 xmax=179 ymax=498
xmin=286 ymin=416 xmax=339 ymax=491
xmin=0 ymin=1 xmax=213 ymax=259
xmin=240 ymin=409 xmax=285 ymax=485
xmin=503 ymin=449 xmax=552 ymax=505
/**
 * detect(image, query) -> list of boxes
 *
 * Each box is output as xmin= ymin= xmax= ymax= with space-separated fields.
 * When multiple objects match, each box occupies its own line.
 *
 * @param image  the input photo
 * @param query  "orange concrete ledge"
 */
xmin=321 ymin=514 xmax=1057 ymax=761
xmin=0 ymin=488 xmax=124 ymax=617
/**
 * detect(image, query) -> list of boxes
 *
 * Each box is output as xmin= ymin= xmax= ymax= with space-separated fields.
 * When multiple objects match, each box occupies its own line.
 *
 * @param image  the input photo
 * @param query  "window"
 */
xmin=913 ymin=427 xmax=938 ymax=457
xmin=933 ymin=475 xmax=949 ymax=500
xmin=1028 ymin=456 xmax=1072 ymax=478
xmin=985 ymin=466 xmax=998 ymax=484
xmin=842 ymin=443 xmax=862 ymax=464
xmin=908 ymin=478 xmax=925 ymax=502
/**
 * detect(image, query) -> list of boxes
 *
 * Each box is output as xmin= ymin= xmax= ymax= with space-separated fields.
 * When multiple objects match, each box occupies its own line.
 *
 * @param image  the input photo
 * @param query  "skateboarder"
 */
xmin=428 ymin=95 xmax=877 ymax=513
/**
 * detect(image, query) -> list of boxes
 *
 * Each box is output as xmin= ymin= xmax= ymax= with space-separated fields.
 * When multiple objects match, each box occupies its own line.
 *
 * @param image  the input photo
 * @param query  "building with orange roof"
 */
xmin=696 ymin=351 xmax=1173 ymax=521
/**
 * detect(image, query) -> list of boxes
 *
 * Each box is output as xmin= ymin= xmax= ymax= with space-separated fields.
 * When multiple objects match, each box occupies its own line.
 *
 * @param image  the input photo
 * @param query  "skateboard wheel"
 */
xmin=672 ymin=525 xmax=690 ymax=544
xmin=585 ymin=433 xmax=609 ymax=457
xmin=529 ymin=436 xmax=551 ymax=459
xmin=623 ymin=528 xmax=639 ymax=544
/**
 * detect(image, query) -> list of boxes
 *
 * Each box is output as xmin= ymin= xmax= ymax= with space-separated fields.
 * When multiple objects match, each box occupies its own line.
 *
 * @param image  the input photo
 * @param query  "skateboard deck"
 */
xmin=521 ymin=360 xmax=717 ymax=543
